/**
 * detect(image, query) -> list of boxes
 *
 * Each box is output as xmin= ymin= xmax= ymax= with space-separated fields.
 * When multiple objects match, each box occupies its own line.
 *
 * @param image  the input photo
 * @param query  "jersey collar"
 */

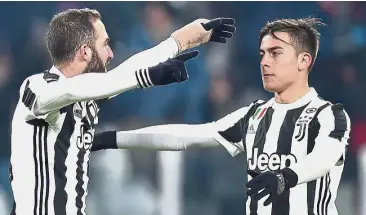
xmin=49 ymin=65 xmax=66 ymax=80
xmin=270 ymin=88 xmax=318 ymax=110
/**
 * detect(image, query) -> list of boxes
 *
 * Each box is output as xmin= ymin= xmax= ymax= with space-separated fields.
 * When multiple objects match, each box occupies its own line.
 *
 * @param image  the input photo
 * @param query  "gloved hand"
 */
xmin=246 ymin=168 xmax=298 ymax=206
xmin=171 ymin=17 xmax=236 ymax=52
xmin=135 ymin=50 xmax=199 ymax=88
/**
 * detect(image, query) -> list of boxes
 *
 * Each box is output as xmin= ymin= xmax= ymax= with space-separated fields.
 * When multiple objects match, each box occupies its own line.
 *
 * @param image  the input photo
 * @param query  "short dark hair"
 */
xmin=259 ymin=17 xmax=326 ymax=71
xmin=46 ymin=8 xmax=101 ymax=66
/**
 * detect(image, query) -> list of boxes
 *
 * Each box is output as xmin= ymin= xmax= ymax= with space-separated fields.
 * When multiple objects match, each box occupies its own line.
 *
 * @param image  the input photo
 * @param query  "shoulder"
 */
xmin=314 ymin=94 xmax=350 ymax=122
xmin=20 ymin=70 xmax=60 ymax=94
xmin=317 ymin=102 xmax=350 ymax=127
xmin=315 ymin=99 xmax=351 ymax=141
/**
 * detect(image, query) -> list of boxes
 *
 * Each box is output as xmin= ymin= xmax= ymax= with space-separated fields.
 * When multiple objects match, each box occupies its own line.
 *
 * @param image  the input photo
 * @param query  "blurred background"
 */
xmin=0 ymin=1 xmax=365 ymax=215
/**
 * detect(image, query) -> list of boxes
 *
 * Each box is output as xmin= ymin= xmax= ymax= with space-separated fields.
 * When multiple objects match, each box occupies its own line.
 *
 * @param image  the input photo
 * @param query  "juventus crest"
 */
xmin=295 ymin=107 xmax=318 ymax=142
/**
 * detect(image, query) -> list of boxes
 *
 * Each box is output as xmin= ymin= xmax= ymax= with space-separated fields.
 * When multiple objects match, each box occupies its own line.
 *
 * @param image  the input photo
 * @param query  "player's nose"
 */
xmin=260 ymin=56 xmax=270 ymax=68
xmin=107 ymin=46 xmax=114 ymax=60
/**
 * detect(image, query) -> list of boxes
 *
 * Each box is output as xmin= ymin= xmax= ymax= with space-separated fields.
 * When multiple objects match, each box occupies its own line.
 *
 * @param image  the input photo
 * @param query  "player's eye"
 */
xmin=271 ymin=51 xmax=281 ymax=57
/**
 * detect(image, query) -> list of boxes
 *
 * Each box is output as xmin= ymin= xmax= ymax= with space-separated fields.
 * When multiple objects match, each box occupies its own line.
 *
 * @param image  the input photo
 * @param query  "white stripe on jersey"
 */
xmin=81 ymin=150 xmax=91 ymax=214
xmin=46 ymin=119 xmax=59 ymax=215
xmin=65 ymin=125 xmax=80 ymax=215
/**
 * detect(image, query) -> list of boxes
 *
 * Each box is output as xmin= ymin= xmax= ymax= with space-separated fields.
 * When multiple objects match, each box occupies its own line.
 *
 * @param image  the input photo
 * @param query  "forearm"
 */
xmin=91 ymin=124 xmax=220 ymax=151
xmin=287 ymin=137 xmax=346 ymax=185
xmin=122 ymin=37 xmax=179 ymax=70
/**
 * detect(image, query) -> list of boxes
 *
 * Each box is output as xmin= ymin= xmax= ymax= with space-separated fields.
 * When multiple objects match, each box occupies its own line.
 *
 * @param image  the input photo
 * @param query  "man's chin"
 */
xmin=263 ymin=83 xmax=277 ymax=93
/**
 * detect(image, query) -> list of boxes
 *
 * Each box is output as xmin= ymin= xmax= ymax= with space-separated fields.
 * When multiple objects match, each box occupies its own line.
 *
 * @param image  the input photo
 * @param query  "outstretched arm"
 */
xmin=24 ymin=38 xmax=179 ymax=117
xmin=25 ymin=17 xmax=235 ymax=118
xmin=91 ymin=124 xmax=220 ymax=152
xmin=91 ymin=101 xmax=260 ymax=152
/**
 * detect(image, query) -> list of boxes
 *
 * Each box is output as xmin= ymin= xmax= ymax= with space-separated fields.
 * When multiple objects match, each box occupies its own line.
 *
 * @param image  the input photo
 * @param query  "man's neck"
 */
xmin=274 ymin=83 xmax=310 ymax=104
xmin=56 ymin=64 xmax=83 ymax=78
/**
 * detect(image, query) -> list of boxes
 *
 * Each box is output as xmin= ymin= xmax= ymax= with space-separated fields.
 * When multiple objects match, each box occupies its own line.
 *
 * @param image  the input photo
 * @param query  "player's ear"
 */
xmin=79 ymin=44 xmax=92 ymax=62
xmin=297 ymin=52 xmax=312 ymax=72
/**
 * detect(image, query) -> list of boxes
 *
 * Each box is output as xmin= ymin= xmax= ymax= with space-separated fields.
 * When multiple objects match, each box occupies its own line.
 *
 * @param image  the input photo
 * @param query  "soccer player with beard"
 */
xmin=9 ymin=8 xmax=236 ymax=215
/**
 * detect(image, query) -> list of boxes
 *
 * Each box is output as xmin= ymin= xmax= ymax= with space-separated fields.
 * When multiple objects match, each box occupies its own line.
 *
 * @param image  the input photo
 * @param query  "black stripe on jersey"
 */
xmin=316 ymin=173 xmax=331 ymax=215
xmin=44 ymin=124 xmax=50 ymax=215
xmin=248 ymin=103 xmax=272 ymax=215
xmin=27 ymin=119 xmax=48 ymax=126
xmin=22 ymin=80 xmax=36 ymax=110
xmin=136 ymin=69 xmax=148 ymax=88
xmin=218 ymin=120 xmax=242 ymax=144
xmin=324 ymin=174 xmax=332 ymax=215
xmin=252 ymin=107 xmax=274 ymax=154
xmin=316 ymin=176 xmax=324 ymax=215
xmin=321 ymin=174 xmax=329 ymax=215
xmin=271 ymin=104 xmax=307 ymax=215
xmin=76 ymin=149 xmax=86 ymax=215
xmin=144 ymin=69 xmax=153 ymax=86
xmin=329 ymin=104 xmax=347 ymax=141
xmin=135 ymin=72 xmax=144 ymax=88
xmin=33 ymin=126 xmax=39 ymax=215
xmin=218 ymin=101 xmax=265 ymax=147
xmin=307 ymin=179 xmax=316 ymax=215
xmin=307 ymin=103 xmax=331 ymax=153
xmin=43 ymin=72 xmax=60 ymax=83
xmin=31 ymin=125 xmax=50 ymax=215
xmin=54 ymin=105 xmax=76 ymax=215
xmin=38 ymin=126 xmax=45 ymax=215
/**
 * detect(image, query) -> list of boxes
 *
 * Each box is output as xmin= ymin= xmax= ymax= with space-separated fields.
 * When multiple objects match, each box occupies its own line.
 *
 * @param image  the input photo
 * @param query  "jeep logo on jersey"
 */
xmin=76 ymin=126 xmax=93 ymax=150
xmin=248 ymin=148 xmax=297 ymax=171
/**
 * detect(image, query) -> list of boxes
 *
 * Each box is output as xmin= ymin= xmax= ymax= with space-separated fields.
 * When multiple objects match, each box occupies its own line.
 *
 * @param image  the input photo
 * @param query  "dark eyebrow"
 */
xmin=260 ymin=46 xmax=284 ymax=53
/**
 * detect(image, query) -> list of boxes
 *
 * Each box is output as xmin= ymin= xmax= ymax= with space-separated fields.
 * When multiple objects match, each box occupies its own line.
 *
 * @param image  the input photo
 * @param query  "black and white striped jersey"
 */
xmin=10 ymin=67 xmax=100 ymax=215
xmin=213 ymin=88 xmax=351 ymax=215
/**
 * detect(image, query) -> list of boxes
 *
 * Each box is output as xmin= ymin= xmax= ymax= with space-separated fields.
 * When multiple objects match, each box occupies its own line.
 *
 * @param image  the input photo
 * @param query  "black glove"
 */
xmin=246 ymin=168 xmax=298 ymax=206
xmin=135 ymin=50 xmax=199 ymax=88
xmin=201 ymin=17 xmax=236 ymax=43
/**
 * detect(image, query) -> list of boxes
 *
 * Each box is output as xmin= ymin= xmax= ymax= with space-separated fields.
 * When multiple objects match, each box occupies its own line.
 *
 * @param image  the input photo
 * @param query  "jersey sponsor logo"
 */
xmin=76 ymin=125 xmax=93 ymax=150
xmin=248 ymin=148 xmax=297 ymax=171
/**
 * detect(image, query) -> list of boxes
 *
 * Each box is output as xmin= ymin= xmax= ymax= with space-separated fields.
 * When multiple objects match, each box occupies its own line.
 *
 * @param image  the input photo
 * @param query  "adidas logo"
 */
xmin=248 ymin=124 xmax=256 ymax=134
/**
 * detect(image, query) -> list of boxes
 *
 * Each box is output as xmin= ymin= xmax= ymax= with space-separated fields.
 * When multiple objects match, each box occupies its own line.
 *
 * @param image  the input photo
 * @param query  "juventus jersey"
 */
xmin=213 ymin=88 xmax=350 ymax=215
xmin=10 ymin=68 xmax=100 ymax=215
